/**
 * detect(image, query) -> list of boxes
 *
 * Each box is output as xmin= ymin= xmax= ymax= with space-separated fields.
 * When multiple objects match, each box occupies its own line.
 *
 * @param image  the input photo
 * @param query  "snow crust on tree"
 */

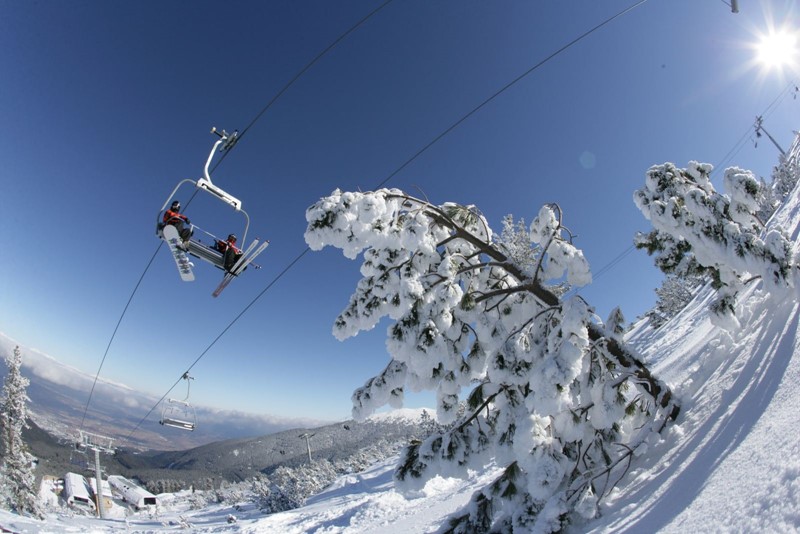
xmin=634 ymin=161 xmax=795 ymax=330
xmin=0 ymin=347 xmax=43 ymax=519
xmin=305 ymin=189 xmax=678 ymax=532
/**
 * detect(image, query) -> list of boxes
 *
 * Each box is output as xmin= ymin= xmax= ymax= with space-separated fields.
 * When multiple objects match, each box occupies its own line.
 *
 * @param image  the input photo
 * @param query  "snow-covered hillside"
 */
xmin=3 ymin=154 xmax=800 ymax=532
xmin=585 ymin=182 xmax=800 ymax=531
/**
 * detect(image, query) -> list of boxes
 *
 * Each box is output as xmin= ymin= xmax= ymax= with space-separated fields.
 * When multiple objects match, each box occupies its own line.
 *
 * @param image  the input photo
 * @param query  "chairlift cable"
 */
xmin=374 ymin=0 xmax=650 ymax=188
xmin=761 ymin=79 xmax=798 ymax=119
xmin=123 ymin=246 xmax=313 ymax=442
xmin=713 ymin=125 xmax=756 ymax=177
xmin=180 ymin=0 xmax=395 ymax=211
xmin=83 ymin=3 xmax=390 ymax=440
xmin=209 ymin=0 xmax=395 ymax=175
xmin=181 ymin=1 xmax=395 ymax=211
xmin=121 ymin=0 xmax=652 ymax=446
xmin=713 ymin=79 xmax=797 ymax=175
xmin=77 ymin=244 xmax=163 ymax=434
xmin=581 ymin=81 xmax=800 ymax=307
xmin=123 ymin=369 xmax=196 ymax=442
xmin=562 ymin=244 xmax=636 ymax=301
xmin=170 ymin=0 xmax=396 ymax=214
xmin=592 ymin=244 xmax=636 ymax=279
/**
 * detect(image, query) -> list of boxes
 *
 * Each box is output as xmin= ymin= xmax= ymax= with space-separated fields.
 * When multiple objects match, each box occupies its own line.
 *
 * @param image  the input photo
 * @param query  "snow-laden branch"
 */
xmin=305 ymin=188 xmax=679 ymax=532
xmin=634 ymin=162 xmax=795 ymax=330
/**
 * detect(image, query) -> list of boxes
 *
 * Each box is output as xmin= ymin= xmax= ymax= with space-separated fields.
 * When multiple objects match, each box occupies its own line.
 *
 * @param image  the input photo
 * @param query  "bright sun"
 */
xmin=756 ymin=29 xmax=798 ymax=68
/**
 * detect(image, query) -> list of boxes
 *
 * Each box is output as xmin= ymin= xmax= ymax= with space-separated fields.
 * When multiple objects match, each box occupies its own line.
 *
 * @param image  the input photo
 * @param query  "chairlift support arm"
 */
xmin=157 ymin=128 xmax=251 ymax=245
xmin=198 ymin=128 xmax=242 ymax=211
xmin=178 ymin=372 xmax=194 ymax=402
xmin=160 ymin=373 xmax=197 ymax=431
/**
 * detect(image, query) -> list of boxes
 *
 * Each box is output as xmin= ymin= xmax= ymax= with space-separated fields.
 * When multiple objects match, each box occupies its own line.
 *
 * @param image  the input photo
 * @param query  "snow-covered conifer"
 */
xmin=605 ymin=307 xmax=626 ymax=340
xmin=497 ymin=214 xmax=538 ymax=277
xmin=755 ymin=146 xmax=800 ymax=222
xmin=647 ymin=274 xmax=703 ymax=328
xmin=305 ymin=189 xmax=679 ymax=532
xmin=0 ymin=346 xmax=43 ymax=519
xmin=770 ymin=149 xmax=800 ymax=205
xmin=634 ymin=162 xmax=794 ymax=329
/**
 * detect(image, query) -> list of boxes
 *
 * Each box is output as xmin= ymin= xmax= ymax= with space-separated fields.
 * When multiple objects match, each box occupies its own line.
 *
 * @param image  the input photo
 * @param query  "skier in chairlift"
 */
xmin=215 ymin=233 xmax=243 ymax=272
xmin=163 ymin=200 xmax=193 ymax=249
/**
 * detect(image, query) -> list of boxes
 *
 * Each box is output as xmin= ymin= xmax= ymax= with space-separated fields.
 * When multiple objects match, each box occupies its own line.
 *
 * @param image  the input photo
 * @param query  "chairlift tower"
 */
xmin=78 ymin=430 xmax=115 ymax=519
xmin=299 ymin=433 xmax=316 ymax=463
xmin=755 ymin=116 xmax=787 ymax=156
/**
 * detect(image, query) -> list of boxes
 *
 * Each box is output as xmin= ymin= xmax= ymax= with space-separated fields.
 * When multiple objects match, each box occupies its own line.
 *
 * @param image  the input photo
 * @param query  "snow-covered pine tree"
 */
xmin=497 ymin=214 xmax=568 ymax=297
xmin=418 ymin=409 xmax=444 ymax=439
xmin=646 ymin=274 xmax=704 ymax=329
xmin=770 ymin=146 xmax=800 ymax=206
xmin=634 ymin=161 xmax=795 ymax=330
xmin=305 ymin=189 xmax=679 ymax=533
xmin=0 ymin=346 xmax=43 ymax=519
xmin=756 ymin=142 xmax=800 ymax=222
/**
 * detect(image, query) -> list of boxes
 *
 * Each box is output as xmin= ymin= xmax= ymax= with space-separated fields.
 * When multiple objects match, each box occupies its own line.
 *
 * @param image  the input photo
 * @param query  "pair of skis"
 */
xmin=163 ymin=224 xmax=269 ymax=296
xmin=212 ymin=238 xmax=270 ymax=298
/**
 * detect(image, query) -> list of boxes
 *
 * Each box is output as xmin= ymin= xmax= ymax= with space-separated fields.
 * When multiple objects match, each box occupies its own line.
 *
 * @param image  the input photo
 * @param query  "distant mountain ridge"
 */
xmin=22 ymin=407 xmax=431 ymax=492
xmin=112 ymin=409 xmax=430 ymax=487
xmin=0 ymin=332 xmax=432 ymax=492
xmin=0 ymin=332 xmax=328 ymax=450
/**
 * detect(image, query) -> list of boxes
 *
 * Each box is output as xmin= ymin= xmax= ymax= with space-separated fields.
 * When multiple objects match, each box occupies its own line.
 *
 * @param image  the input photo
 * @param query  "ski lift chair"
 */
xmin=159 ymin=399 xmax=197 ymax=431
xmin=156 ymin=128 xmax=252 ymax=273
xmin=159 ymin=373 xmax=197 ymax=431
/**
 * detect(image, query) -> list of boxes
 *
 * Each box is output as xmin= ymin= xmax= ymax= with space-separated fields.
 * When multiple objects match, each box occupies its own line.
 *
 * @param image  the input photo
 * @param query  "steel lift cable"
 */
xmin=78 ymin=1 xmax=392 ymax=437
xmin=122 ymin=0 xmax=653 ymax=445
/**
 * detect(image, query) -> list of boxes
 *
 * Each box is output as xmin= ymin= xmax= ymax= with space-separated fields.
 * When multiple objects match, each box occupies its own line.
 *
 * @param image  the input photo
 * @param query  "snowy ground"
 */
xmin=0 ymin=458 xmax=502 ymax=533
xmin=3 ymin=184 xmax=800 ymax=532
xmin=5 ymin=256 xmax=800 ymax=533
xmin=246 ymin=458 xmax=502 ymax=533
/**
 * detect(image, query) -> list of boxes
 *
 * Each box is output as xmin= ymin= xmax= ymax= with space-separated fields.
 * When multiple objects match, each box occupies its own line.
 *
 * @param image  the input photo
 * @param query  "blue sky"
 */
xmin=1 ymin=1 xmax=798 ymax=429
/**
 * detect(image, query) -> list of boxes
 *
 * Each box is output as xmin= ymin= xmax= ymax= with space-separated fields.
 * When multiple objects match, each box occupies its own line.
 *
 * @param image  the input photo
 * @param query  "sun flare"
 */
xmin=756 ymin=29 xmax=798 ymax=69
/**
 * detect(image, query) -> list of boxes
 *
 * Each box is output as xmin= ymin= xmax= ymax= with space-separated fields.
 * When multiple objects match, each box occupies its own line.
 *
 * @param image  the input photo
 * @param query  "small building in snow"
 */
xmin=108 ymin=475 xmax=157 ymax=509
xmin=63 ymin=472 xmax=95 ymax=512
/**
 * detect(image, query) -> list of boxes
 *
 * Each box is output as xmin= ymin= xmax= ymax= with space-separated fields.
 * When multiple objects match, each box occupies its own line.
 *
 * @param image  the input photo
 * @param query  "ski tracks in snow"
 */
xmin=586 ymin=285 xmax=800 ymax=533
xmin=244 ymin=457 xmax=500 ymax=533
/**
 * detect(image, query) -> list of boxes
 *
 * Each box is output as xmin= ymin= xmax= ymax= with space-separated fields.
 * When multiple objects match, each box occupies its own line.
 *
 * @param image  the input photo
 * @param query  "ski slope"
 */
xmin=3 ymin=175 xmax=800 ymax=532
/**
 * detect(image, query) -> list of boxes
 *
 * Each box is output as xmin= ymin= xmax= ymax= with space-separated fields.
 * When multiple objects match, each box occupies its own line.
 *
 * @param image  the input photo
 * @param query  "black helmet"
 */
xmin=171 ymin=201 xmax=181 ymax=210
xmin=228 ymin=234 xmax=237 ymax=242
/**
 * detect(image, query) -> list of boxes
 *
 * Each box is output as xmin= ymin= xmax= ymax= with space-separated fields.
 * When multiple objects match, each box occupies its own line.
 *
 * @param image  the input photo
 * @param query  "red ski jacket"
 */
xmin=215 ymin=239 xmax=241 ymax=255
xmin=163 ymin=209 xmax=188 ymax=225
